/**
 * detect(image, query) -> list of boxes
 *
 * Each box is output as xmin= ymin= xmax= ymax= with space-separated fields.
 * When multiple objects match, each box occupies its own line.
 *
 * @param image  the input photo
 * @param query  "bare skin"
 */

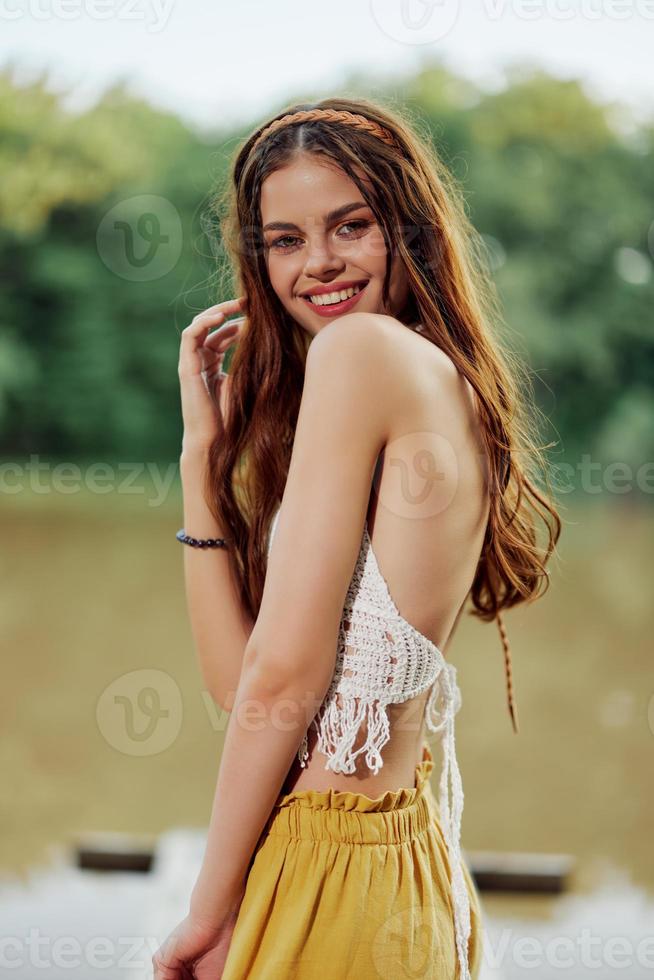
xmin=258 ymin=154 xmax=490 ymax=796
xmin=260 ymin=153 xmax=414 ymax=340
xmin=279 ymin=319 xmax=490 ymax=797
xmin=177 ymin=156 xmax=489 ymax=802
xmin=154 ymin=164 xmax=489 ymax=978
xmin=178 ymin=295 xmax=247 ymax=453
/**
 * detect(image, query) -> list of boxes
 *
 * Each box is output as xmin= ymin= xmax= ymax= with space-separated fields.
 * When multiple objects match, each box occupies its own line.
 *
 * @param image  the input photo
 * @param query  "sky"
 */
xmin=1 ymin=0 xmax=653 ymax=134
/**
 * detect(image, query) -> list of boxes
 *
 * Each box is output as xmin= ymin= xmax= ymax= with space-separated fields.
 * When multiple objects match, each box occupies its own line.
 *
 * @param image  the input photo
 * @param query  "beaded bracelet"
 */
xmin=176 ymin=529 xmax=230 ymax=549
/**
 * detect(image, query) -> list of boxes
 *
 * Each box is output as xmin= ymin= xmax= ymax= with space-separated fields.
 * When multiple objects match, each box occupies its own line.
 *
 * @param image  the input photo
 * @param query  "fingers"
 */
xmin=199 ymin=296 xmax=246 ymax=317
xmin=179 ymin=299 xmax=246 ymax=374
xmin=197 ymin=298 xmax=245 ymax=322
xmin=203 ymin=317 xmax=246 ymax=351
xmin=181 ymin=298 xmax=246 ymax=341
xmin=152 ymin=951 xmax=182 ymax=979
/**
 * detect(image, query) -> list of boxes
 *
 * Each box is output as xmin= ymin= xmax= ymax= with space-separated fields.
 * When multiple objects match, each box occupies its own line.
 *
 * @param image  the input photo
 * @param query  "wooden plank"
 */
xmin=74 ymin=832 xmax=156 ymax=873
xmin=466 ymin=849 xmax=575 ymax=893
xmin=73 ymin=832 xmax=575 ymax=895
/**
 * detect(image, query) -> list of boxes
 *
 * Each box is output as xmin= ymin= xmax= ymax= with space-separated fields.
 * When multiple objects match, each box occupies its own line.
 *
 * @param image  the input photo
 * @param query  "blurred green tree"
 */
xmin=1 ymin=63 xmax=652 ymax=492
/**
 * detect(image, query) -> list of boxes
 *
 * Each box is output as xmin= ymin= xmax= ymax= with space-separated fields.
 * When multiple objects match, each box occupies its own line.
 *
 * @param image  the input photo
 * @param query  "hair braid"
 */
xmin=250 ymin=108 xmax=399 ymax=154
xmin=496 ymin=610 xmax=519 ymax=733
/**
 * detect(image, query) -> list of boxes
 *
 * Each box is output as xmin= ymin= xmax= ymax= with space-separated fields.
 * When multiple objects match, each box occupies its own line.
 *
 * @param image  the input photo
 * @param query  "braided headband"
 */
xmin=250 ymin=108 xmax=398 ymax=154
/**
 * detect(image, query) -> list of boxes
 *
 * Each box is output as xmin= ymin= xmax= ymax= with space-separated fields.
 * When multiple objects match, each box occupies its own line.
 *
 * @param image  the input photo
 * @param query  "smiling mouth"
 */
xmin=301 ymin=281 xmax=369 ymax=308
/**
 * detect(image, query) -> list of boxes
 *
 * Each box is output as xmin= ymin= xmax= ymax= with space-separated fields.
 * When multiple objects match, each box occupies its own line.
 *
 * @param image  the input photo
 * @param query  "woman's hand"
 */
xmin=151 ymin=906 xmax=241 ymax=980
xmin=178 ymin=296 xmax=247 ymax=453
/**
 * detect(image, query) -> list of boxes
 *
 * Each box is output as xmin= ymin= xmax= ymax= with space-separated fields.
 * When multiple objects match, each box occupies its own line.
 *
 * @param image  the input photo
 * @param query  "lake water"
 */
xmin=2 ymin=482 xmax=652 ymax=975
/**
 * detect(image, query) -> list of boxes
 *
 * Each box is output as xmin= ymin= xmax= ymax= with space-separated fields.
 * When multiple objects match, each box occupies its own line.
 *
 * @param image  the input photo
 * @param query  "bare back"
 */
xmin=281 ymin=319 xmax=490 ymax=795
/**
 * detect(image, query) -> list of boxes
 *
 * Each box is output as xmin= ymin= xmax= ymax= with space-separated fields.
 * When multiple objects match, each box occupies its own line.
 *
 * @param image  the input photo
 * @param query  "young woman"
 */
xmin=152 ymin=97 xmax=561 ymax=979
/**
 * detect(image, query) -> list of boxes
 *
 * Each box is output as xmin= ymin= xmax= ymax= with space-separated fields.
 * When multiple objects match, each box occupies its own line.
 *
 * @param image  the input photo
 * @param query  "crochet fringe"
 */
xmin=298 ymin=694 xmax=392 ymax=775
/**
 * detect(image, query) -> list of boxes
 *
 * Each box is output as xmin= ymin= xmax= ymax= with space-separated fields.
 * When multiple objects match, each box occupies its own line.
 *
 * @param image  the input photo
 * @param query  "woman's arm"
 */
xmin=176 ymin=297 xmax=252 ymax=711
xmin=188 ymin=313 xmax=396 ymax=921
xmin=179 ymin=444 xmax=255 ymax=711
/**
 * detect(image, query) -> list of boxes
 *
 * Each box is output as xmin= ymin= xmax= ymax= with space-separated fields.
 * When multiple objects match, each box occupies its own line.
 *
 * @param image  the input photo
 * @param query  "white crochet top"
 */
xmin=267 ymin=508 xmax=473 ymax=980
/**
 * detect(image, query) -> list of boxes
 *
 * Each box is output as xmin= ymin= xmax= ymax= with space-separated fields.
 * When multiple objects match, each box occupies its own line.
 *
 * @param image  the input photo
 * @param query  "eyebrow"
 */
xmin=262 ymin=200 xmax=370 ymax=233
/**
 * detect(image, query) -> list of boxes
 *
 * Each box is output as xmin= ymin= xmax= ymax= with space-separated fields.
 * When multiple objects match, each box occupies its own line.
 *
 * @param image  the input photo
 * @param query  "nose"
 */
xmin=302 ymin=232 xmax=345 ymax=280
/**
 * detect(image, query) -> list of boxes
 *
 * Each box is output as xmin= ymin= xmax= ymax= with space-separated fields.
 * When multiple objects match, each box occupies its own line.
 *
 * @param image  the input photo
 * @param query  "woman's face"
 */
xmin=259 ymin=153 xmax=412 ymax=338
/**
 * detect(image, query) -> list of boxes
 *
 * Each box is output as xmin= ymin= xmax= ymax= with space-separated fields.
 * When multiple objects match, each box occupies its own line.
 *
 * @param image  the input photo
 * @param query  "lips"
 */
xmin=299 ymin=279 xmax=369 ymax=299
xmin=300 ymin=280 xmax=369 ymax=318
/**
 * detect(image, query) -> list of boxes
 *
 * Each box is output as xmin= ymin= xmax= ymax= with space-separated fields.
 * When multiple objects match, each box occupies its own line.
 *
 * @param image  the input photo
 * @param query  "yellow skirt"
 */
xmin=221 ymin=742 xmax=484 ymax=979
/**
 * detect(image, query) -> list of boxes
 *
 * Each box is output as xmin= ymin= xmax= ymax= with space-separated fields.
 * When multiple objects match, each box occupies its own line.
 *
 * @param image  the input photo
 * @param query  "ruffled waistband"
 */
xmin=263 ymin=743 xmax=435 ymax=845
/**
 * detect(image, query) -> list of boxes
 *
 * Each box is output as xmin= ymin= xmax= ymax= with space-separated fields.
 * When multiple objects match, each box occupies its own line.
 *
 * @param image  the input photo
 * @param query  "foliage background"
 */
xmin=2 ymin=63 xmax=653 ymax=487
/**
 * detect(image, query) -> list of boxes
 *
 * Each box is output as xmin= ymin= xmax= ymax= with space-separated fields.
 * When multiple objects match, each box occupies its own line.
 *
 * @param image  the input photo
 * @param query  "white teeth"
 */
xmin=308 ymin=283 xmax=363 ymax=306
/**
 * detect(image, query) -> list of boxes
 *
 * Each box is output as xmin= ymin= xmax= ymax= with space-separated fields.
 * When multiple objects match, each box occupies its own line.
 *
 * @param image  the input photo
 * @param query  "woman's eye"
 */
xmin=337 ymin=219 xmax=371 ymax=237
xmin=268 ymin=220 xmax=371 ymax=253
xmin=270 ymin=235 xmax=300 ymax=251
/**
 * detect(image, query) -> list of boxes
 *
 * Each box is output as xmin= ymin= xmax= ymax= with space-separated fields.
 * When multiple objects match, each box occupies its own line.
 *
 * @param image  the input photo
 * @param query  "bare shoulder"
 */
xmin=304 ymin=312 xmax=406 ymax=396
xmin=384 ymin=313 xmax=476 ymax=392
xmin=306 ymin=311 xmax=394 ymax=364
xmin=305 ymin=312 xmax=476 ymax=422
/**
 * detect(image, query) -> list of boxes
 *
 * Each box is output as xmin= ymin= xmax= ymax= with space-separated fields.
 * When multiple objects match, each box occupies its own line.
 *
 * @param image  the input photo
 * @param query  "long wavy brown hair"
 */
xmin=203 ymin=95 xmax=562 ymax=734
